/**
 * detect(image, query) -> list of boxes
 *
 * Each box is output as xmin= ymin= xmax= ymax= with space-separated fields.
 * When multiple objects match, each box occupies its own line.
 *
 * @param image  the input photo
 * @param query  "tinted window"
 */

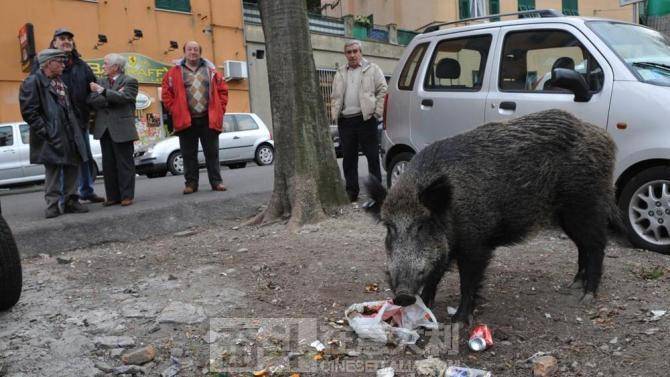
xmin=223 ymin=115 xmax=235 ymax=133
xmin=499 ymin=29 xmax=604 ymax=92
xmin=398 ymin=43 xmax=428 ymax=90
xmin=235 ymin=115 xmax=259 ymax=132
xmin=424 ymin=35 xmax=492 ymax=91
xmin=19 ymin=124 xmax=29 ymax=144
xmin=0 ymin=126 xmax=13 ymax=147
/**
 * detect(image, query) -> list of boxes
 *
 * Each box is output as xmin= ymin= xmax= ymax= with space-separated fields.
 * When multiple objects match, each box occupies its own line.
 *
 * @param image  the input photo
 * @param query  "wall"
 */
xmin=0 ymin=0 xmax=248 ymax=131
xmin=323 ymin=0 xmax=634 ymax=30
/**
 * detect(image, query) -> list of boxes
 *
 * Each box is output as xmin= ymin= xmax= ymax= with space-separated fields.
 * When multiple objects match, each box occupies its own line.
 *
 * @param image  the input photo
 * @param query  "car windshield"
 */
xmin=588 ymin=21 xmax=670 ymax=86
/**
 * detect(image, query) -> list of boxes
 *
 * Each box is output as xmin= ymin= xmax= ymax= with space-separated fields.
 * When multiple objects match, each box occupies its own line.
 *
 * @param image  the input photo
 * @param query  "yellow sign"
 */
xmin=86 ymin=53 xmax=172 ymax=85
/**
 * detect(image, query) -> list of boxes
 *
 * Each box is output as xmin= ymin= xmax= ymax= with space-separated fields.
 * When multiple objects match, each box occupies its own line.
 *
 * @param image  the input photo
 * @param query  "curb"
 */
xmin=14 ymin=191 xmax=271 ymax=259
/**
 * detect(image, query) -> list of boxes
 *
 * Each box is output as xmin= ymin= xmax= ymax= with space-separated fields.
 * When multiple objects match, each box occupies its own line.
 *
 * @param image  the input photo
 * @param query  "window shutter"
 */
xmin=156 ymin=0 xmax=191 ymax=13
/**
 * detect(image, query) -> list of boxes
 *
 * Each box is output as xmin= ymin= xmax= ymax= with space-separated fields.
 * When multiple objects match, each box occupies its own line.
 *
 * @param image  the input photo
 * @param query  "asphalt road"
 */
xmin=1 ymin=158 xmax=383 ymax=257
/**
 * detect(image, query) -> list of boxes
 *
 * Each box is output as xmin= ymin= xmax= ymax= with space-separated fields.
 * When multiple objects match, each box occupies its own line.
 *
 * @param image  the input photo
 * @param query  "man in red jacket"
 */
xmin=161 ymin=41 xmax=229 ymax=194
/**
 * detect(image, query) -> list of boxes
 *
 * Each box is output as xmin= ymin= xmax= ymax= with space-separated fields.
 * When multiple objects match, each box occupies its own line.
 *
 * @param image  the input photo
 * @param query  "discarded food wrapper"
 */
xmin=376 ymin=367 xmax=395 ymax=377
xmin=310 ymin=340 xmax=325 ymax=352
xmin=344 ymin=296 xmax=439 ymax=345
xmin=445 ymin=366 xmax=492 ymax=377
xmin=650 ymin=310 xmax=666 ymax=321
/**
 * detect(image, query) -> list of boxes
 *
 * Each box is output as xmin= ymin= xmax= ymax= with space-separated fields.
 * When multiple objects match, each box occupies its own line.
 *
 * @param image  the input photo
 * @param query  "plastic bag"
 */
xmin=344 ymin=296 xmax=439 ymax=345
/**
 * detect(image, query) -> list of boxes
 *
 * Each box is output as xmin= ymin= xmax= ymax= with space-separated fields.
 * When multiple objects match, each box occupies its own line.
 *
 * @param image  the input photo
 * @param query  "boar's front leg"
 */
xmin=453 ymin=249 xmax=492 ymax=324
xmin=420 ymin=261 xmax=448 ymax=308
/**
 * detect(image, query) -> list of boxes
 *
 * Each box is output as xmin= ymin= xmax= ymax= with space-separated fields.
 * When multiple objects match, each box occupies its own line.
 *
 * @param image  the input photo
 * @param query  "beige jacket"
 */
xmin=331 ymin=59 xmax=388 ymax=122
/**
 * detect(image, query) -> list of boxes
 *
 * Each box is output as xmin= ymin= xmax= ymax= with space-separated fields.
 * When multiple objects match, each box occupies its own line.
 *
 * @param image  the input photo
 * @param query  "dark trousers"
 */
xmin=337 ymin=115 xmax=381 ymax=200
xmin=100 ymin=131 xmax=135 ymax=201
xmin=177 ymin=116 xmax=222 ymax=189
xmin=45 ymin=163 xmax=79 ymax=210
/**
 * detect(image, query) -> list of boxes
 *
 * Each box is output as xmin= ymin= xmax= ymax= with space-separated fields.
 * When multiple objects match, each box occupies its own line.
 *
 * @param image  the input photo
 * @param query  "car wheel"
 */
xmin=255 ymin=144 xmax=274 ymax=166
xmin=618 ymin=166 xmax=670 ymax=254
xmin=387 ymin=152 xmax=414 ymax=188
xmin=146 ymin=171 xmax=168 ymax=179
xmin=227 ymin=162 xmax=247 ymax=169
xmin=0 ymin=212 xmax=22 ymax=310
xmin=167 ymin=151 xmax=184 ymax=176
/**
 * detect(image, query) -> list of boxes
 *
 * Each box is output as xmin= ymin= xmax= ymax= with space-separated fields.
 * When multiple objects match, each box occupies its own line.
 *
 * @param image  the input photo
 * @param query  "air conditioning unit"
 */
xmin=222 ymin=60 xmax=248 ymax=81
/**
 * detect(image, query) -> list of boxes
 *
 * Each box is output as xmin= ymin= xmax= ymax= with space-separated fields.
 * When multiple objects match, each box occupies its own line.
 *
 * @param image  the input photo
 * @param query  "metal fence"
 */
xmin=317 ymin=69 xmax=336 ymax=120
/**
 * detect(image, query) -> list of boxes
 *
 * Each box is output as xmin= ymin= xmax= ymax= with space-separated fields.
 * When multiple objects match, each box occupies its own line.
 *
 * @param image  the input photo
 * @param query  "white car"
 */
xmin=134 ymin=113 xmax=274 ymax=178
xmin=0 ymin=122 xmax=102 ymax=187
xmin=383 ymin=11 xmax=670 ymax=253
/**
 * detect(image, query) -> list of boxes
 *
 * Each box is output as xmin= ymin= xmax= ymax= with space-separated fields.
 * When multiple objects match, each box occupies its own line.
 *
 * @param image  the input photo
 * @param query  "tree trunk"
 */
xmin=252 ymin=0 xmax=348 ymax=230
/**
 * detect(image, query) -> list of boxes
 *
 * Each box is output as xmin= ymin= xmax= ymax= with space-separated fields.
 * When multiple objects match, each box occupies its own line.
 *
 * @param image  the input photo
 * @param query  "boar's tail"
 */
xmin=607 ymin=199 xmax=626 ymax=235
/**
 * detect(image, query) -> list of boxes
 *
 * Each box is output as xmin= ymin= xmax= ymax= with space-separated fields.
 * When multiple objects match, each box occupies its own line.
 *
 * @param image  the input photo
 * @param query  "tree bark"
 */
xmin=252 ymin=0 xmax=348 ymax=230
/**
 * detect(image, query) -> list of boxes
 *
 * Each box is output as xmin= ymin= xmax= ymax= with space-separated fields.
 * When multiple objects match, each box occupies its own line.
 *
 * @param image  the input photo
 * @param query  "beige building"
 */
xmin=322 ymin=0 xmax=636 ymax=31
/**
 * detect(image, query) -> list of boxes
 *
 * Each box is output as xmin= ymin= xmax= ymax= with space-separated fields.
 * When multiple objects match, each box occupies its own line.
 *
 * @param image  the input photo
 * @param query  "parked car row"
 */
xmin=382 ymin=12 xmax=670 ymax=254
xmin=134 ymin=113 xmax=274 ymax=178
xmin=0 ymin=122 xmax=102 ymax=187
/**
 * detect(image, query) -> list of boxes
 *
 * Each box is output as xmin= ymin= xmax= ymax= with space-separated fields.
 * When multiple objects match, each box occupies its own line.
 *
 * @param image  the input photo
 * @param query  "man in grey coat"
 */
xmin=88 ymin=53 xmax=139 ymax=207
xmin=19 ymin=49 xmax=90 ymax=218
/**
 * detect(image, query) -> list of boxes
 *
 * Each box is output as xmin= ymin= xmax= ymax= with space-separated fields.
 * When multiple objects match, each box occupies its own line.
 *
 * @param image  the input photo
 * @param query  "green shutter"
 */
xmin=518 ymin=0 xmax=535 ymax=11
xmin=489 ymin=0 xmax=500 ymax=21
xmin=156 ymin=0 xmax=191 ymax=13
xmin=460 ymin=0 xmax=471 ymax=19
xmin=562 ymin=0 xmax=578 ymax=15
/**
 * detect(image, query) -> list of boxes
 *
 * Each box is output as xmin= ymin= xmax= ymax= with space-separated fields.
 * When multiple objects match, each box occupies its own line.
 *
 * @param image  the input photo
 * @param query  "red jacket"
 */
xmin=161 ymin=59 xmax=228 ymax=133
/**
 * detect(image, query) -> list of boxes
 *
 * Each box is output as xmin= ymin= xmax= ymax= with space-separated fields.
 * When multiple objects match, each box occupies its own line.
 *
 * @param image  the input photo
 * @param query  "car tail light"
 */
xmin=382 ymin=93 xmax=389 ymax=130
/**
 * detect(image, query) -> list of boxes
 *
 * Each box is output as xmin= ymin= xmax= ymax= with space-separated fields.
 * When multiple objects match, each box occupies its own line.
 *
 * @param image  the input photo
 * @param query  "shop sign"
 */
xmin=136 ymin=92 xmax=152 ymax=110
xmin=18 ymin=23 xmax=36 ymax=72
xmin=86 ymin=53 xmax=172 ymax=84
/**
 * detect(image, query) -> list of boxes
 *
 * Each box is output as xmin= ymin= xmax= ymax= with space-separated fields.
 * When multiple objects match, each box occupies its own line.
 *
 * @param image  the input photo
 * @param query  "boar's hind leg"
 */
xmin=453 ymin=250 xmax=492 ymax=324
xmin=558 ymin=206 xmax=607 ymax=301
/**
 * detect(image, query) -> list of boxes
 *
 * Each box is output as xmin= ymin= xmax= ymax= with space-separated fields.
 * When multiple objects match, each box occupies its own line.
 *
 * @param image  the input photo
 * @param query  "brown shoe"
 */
xmin=121 ymin=199 xmax=133 ymax=206
xmin=102 ymin=200 xmax=121 ymax=207
xmin=81 ymin=194 xmax=105 ymax=203
xmin=212 ymin=184 xmax=227 ymax=192
xmin=183 ymin=186 xmax=198 ymax=195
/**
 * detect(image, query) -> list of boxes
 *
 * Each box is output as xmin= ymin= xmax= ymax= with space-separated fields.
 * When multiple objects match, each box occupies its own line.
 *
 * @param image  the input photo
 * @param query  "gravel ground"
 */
xmin=0 ymin=205 xmax=668 ymax=376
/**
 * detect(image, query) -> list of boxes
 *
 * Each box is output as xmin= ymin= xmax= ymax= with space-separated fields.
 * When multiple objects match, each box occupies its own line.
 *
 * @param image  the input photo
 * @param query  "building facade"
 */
xmin=322 ymin=0 xmax=636 ymax=30
xmin=2 ymin=0 xmax=248 ymax=144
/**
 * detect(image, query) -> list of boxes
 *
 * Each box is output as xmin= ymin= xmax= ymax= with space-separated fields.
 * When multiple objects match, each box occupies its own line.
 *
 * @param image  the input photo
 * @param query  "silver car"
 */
xmin=0 ymin=122 xmax=103 ymax=187
xmin=384 ymin=12 xmax=670 ymax=253
xmin=134 ymin=113 xmax=274 ymax=178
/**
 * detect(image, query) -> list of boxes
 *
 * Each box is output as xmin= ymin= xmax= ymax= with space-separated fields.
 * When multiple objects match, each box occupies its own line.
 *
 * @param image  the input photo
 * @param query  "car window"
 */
xmin=423 ymin=34 xmax=492 ymax=91
xmin=0 ymin=126 xmax=13 ymax=147
xmin=398 ymin=42 xmax=429 ymax=90
xmin=19 ymin=124 xmax=29 ymax=144
xmin=499 ymin=29 xmax=604 ymax=92
xmin=223 ymin=115 xmax=236 ymax=133
xmin=235 ymin=115 xmax=259 ymax=132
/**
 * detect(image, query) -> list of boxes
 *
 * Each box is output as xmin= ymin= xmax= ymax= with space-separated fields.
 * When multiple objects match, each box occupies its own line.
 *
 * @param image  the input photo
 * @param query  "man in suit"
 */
xmin=88 ymin=53 xmax=139 ymax=206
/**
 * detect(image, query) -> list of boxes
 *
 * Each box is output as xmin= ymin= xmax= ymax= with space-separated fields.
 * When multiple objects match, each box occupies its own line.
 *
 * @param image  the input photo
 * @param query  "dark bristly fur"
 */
xmin=365 ymin=109 xmax=618 ymax=324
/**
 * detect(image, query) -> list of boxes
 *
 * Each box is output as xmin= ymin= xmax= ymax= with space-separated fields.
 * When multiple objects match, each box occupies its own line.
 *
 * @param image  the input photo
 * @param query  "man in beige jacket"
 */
xmin=331 ymin=40 xmax=387 ymax=202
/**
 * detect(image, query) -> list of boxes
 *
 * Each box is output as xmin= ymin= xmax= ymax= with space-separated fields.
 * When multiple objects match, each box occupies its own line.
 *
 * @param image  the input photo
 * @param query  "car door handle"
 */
xmin=499 ymin=101 xmax=516 ymax=111
xmin=421 ymin=99 xmax=434 ymax=107
xmin=233 ymin=136 xmax=240 ymax=140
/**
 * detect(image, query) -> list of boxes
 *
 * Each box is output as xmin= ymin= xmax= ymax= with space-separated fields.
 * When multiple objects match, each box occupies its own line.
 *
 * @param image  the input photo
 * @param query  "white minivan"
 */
xmin=383 ymin=10 xmax=670 ymax=254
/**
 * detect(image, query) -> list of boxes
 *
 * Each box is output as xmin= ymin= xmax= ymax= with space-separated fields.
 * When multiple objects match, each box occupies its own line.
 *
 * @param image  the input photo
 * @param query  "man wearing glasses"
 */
xmin=19 ymin=49 xmax=90 ymax=218
xmin=331 ymin=40 xmax=387 ymax=202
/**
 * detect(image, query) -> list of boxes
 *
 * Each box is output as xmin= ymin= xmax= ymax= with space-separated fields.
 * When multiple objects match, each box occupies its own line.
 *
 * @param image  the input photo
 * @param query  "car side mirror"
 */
xmin=551 ymin=68 xmax=592 ymax=102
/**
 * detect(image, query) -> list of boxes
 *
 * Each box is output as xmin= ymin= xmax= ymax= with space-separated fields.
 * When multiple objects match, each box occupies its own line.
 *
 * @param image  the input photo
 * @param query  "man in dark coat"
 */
xmin=20 ymin=49 xmax=90 ymax=218
xmin=88 ymin=54 xmax=139 ymax=207
xmin=33 ymin=28 xmax=105 ymax=203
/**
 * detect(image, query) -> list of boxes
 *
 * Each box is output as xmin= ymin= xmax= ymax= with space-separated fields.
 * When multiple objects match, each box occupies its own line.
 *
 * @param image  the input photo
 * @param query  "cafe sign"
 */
xmin=86 ymin=53 xmax=172 ymax=84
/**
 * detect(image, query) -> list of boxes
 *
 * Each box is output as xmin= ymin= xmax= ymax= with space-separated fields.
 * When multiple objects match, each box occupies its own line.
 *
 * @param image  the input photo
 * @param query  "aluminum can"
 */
xmin=468 ymin=324 xmax=493 ymax=351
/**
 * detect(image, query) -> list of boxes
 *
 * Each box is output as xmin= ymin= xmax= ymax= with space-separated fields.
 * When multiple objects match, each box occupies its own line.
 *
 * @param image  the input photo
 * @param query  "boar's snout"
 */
xmin=394 ymin=294 xmax=416 ymax=307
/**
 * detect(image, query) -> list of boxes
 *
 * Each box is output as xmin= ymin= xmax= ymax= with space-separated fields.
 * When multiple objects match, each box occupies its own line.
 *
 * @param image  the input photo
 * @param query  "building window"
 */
xmin=489 ymin=0 xmax=500 ymax=20
xmin=459 ymin=0 xmax=471 ymax=19
xmin=156 ymin=0 xmax=191 ymax=13
xmin=518 ymin=0 xmax=535 ymax=11
xmin=562 ymin=0 xmax=579 ymax=15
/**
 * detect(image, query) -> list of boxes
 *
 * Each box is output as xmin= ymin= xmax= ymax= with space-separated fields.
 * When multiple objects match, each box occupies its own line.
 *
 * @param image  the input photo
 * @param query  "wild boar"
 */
xmin=365 ymin=109 xmax=619 ymax=323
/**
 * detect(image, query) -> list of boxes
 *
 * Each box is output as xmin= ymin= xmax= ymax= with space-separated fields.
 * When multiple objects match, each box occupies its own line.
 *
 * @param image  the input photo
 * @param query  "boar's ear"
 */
xmin=418 ymin=176 xmax=451 ymax=217
xmin=362 ymin=176 xmax=387 ymax=220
